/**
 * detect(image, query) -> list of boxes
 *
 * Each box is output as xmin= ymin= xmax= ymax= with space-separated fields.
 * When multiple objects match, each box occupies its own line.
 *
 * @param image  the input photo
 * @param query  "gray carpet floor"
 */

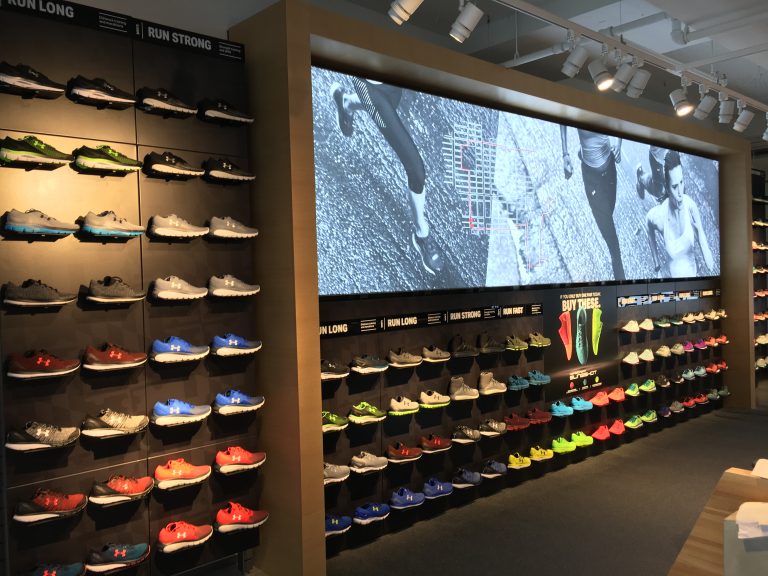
xmin=326 ymin=409 xmax=768 ymax=576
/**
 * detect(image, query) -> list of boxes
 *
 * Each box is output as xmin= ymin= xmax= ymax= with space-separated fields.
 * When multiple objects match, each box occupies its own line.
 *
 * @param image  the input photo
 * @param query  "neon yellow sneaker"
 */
xmin=552 ymin=437 xmax=576 ymax=454
xmin=529 ymin=445 xmax=554 ymax=461
xmin=507 ymin=452 xmax=532 ymax=469
xmin=571 ymin=431 xmax=594 ymax=447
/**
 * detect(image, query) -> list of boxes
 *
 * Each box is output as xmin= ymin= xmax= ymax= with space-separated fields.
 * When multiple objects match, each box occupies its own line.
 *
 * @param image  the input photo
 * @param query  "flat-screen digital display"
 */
xmin=311 ymin=67 xmax=721 ymax=297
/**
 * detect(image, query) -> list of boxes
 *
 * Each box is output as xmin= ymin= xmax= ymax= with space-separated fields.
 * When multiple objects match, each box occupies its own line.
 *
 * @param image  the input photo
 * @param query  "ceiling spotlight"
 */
xmin=626 ymin=68 xmax=650 ymax=98
xmin=612 ymin=61 xmax=636 ymax=93
xmin=561 ymin=45 xmax=589 ymax=78
xmin=389 ymin=0 xmax=425 ymax=25
xmin=588 ymin=59 xmax=613 ymax=91
xmin=718 ymin=94 xmax=735 ymax=124
xmin=693 ymin=86 xmax=717 ymax=120
xmin=733 ymin=101 xmax=754 ymax=132
xmin=670 ymin=89 xmax=693 ymax=117
xmin=449 ymin=1 xmax=484 ymax=43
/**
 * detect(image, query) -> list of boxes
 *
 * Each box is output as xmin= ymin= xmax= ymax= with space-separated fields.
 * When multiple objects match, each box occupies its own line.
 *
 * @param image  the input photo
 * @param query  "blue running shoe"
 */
xmin=213 ymin=390 xmax=265 ymax=415
xmin=451 ymin=467 xmax=482 ymax=489
xmin=86 ymin=543 xmax=150 ymax=572
xmin=528 ymin=370 xmax=551 ymax=385
xmin=325 ymin=514 xmax=352 ymax=536
xmin=352 ymin=502 xmax=390 ymax=525
xmin=506 ymin=375 xmax=530 ymax=391
xmin=570 ymin=396 xmax=593 ymax=412
xmin=423 ymin=477 xmax=453 ymax=499
xmin=390 ymin=487 xmax=425 ymax=510
xmin=211 ymin=334 xmax=262 ymax=357
xmin=150 ymin=337 xmax=209 ymax=363
xmin=550 ymin=401 xmax=574 ymax=417
xmin=481 ymin=459 xmax=507 ymax=479
xmin=658 ymin=405 xmax=672 ymax=418
xmin=151 ymin=399 xmax=212 ymax=426
xmin=21 ymin=564 xmax=85 ymax=576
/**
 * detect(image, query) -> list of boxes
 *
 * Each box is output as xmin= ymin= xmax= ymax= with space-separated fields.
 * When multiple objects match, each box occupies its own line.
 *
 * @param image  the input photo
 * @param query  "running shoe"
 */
xmin=657 ymin=374 xmax=671 ymax=388
xmin=4 ymin=208 xmax=78 ymax=235
xmin=558 ymin=311 xmax=572 ymax=361
xmin=528 ymin=332 xmax=552 ymax=347
xmin=419 ymin=434 xmax=452 ymax=453
xmin=348 ymin=402 xmax=386 ymax=424
xmin=570 ymin=396 xmax=593 ymax=411
xmin=527 ymin=370 xmax=551 ymax=385
xmin=504 ymin=412 xmax=531 ymax=431
xmin=655 ymin=345 xmax=671 ymax=358
xmin=154 ymin=458 xmax=211 ymax=490
xmin=575 ymin=307 xmax=588 ymax=364
xmin=449 ymin=376 xmax=479 ymax=400
xmin=481 ymin=459 xmax=508 ymax=478
xmin=215 ymin=446 xmax=266 ymax=475
xmin=73 ymin=145 xmax=142 ymax=172
xmin=717 ymin=308 xmax=727 ymax=318
xmin=681 ymin=369 xmax=695 ymax=381
xmin=13 ymin=488 xmax=87 ymax=524
xmin=639 ymin=379 xmax=656 ymax=393
xmin=353 ymin=502 xmax=390 ymax=524
xmin=320 ymin=359 xmax=349 ymax=380
xmin=551 ymin=401 xmax=574 ymax=417
xmin=386 ymin=442 xmax=422 ymax=463
xmin=0 ymin=135 xmax=73 ymax=166
xmin=5 ymin=421 xmax=80 ymax=452
xmin=507 ymin=453 xmax=531 ymax=469
xmin=325 ymin=514 xmax=352 ymax=536
xmin=592 ymin=307 xmax=603 ymax=355
xmin=421 ymin=344 xmax=451 ymax=362
xmin=608 ymin=419 xmax=625 ymax=435
xmin=507 ymin=374 xmax=530 ymax=391
xmin=478 ymin=332 xmax=505 ymax=353
xmin=716 ymin=334 xmax=729 ymax=345
xmin=717 ymin=385 xmax=731 ymax=397
xmin=478 ymin=371 xmax=506 ymax=395
xmin=423 ymin=477 xmax=453 ymax=499
xmin=4 ymin=279 xmax=77 ymax=306
xmin=552 ymin=437 xmax=576 ymax=453
xmin=504 ymin=334 xmax=529 ymax=351
xmin=136 ymin=87 xmax=197 ymax=117
xmin=704 ymin=336 xmax=718 ymax=348
xmin=681 ymin=313 xmax=697 ymax=324
xmin=20 ymin=563 xmax=85 ymax=576
xmin=608 ymin=387 xmax=626 ymax=402
xmin=411 ymin=232 xmax=444 ymax=275
xmin=658 ymin=406 xmax=672 ymax=418
xmin=152 ymin=276 xmax=208 ymax=300
xmin=526 ymin=407 xmax=552 ymax=424
xmin=621 ymin=320 xmax=640 ymax=333
xmin=452 ymin=468 xmax=482 ymax=488
xmin=0 ymin=62 xmax=65 ymax=98
xmin=211 ymin=334 xmax=262 ymax=356
xmin=80 ymin=409 xmax=149 ymax=438
xmin=654 ymin=316 xmax=672 ymax=328
xmin=387 ymin=348 xmax=423 ymax=368
xmin=81 ymin=211 xmax=144 ymax=237
xmin=693 ymin=365 xmax=707 ymax=377
xmin=672 ymin=400 xmax=687 ymax=412
xmin=638 ymin=318 xmax=654 ymax=331
xmin=479 ymin=419 xmax=506 ymax=437
xmin=208 ymin=274 xmax=260 ymax=297
xmin=669 ymin=315 xmax=684 ymax=326
xmin=671 ymin=371 xmax=685 ymax=384
xmin=706 ymin=389 xmax=720 ymax=402
xmin=571 ymin=431 xmax=594 ymax=447
xmin=323 ymin=462 xmax=350 ymax=485
xmin=390 ymin=488 xmax=425 ymax=510
xmin=157 ymin=521 xmax=213 ymax=553
xmin=452 ymin=425 xmax=481 ymax=444
xmin=67 ymin=76 xmax=135 ymax=108
xmin=150 ymin=337 xmax=209 ymax=363
xmin=622 ymin=351 xmax=640 ymax=365
xmin=350 ymin=354 xmax=388 ymax=374
xmin=143 ymin=150 xmax=204 ymax=178
xmin=321 ymin=411 xmax=348 ymax=432
xmin=7 ymin=350 xmax=80 ymax=379
xmin=213 ymin=390 xmax=265 ymax=415
xmin=625 ymin=383 xmax=640 ymax=397
xmin=198 ymin=98 xmax=254 ymax=124
xmin=682 ymin=397 xmax=696 ymax=408
xmin=82 ymin=343 xmax=147 ymax=371
xmin=638 ymin=348 xmax=655 ymax=362
xmin=151 ymin=399 xmax=212 ymax=426
xmin=529 ymin=445 xmax=554 ymax=460
xmin=215 ymin=502 xmax=268 ymax=533
xmin=591 ymin=425 xmax=610 ymax=441
xmin=208 ymin=215 xmax=259 ymax=239
xmin=388 ymin=396 xmax=419 ymax=416
xmin=449 ymin=334 xmax=478 ymax=357
xmin=588 ymin=391 xmax=609 ymax=407
xmin=693 ymin=311 xmax=705 ymax=322
xmin=670 ymin=343 xmax=685 ymax=355
xmin=694 ymin=339 xmax=708 ymax=350
xmin=693 ymin=393 xmax=709 ymax=405
xmin=624 ymin=416 xmax=643 ymax=429
xmin=85 ymin=543 xmax=150 ymax=572
xmin=203 ymin=157 xmax=256 ymax=182
xmin=704 ymin=309 xmax=720 ymax=321
xmin=87 ymin=276 xmax=145 ymax=303
xmin=89 ymin=475 xmax=154 ymax=506
xmin=149 ymin=214 xmax=209 ymax=238
xmin=640 ymin=410 xmax=658 ymax=423
xmin=682 ymin=341 xmax=694 ymax=352
xmin=419 ymin=389 xmax=451 ymax=408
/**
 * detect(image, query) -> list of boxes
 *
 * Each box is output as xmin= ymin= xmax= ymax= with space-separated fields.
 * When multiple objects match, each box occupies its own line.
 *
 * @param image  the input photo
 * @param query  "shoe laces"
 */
xmin=23 ymin=135 xmax=48 ymax=150
xmin=166 ymin=458 xmax=192 ymax=471
xmin=167 ymin=399 xmax=192 ymax=410
xmin=168 ymin=520 xmax=195 ymax=532
xmin=99 ymin=211 xmax=128 ymax=223
xmin=227 ymin=446 xmax=249 ymax=458
xmin=227 ymin=502 xmax=249 ymax=516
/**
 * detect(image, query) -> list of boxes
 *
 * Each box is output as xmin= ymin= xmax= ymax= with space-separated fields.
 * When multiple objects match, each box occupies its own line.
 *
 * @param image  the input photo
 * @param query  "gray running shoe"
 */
xmin=449 ymin=376 xmax=479 ymax=401
xmin=421 ymin=344 xmax=450 ymax=363
xmin=387 ymin=348 xmax=422 ymax=368
xmin=452 ymin=425 xmax=481 ymax=444
xmin=5 ymin=421 xmax=80 ymax=452
xmin=149 ymin=214 xmax=208 ymax=238
xmin=5 ymin=208 xmax=78 ymax=236
xmin=87 ymin=276 xmax=145 ymax=303
xmin=4 ymin=279 xmax=77 ymax=306
xmin=152 ymin=276 xmax=208 ymax=300
xmin=478 ymin=371 xmax=506 ymax=395
xmin=208 ymin=275 xmax=260 ymax=297
xmin=81 ymin=408 xmax=149 ymax=438
xmin=323 ymin=462 xmax=351 ymax=485
xmin=349 ymin=451 xmax=388 ymax=473
xmin=449 ymin=334 xmax=478 ymax=357
xmin=669 ymin=400 xmax=685 ymax=413
xmin=81 ymin=211 xmax=144 ymax=237
xmin=478 ymin=332 xmax=505 ymax=353
xmin=479 ymin=419 xmax=506 ymax=437
xmin=208 ymin=216 xmax=258 ymax=239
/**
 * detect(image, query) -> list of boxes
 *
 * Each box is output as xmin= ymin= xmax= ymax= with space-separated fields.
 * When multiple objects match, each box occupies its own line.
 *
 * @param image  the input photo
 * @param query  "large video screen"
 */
xmin=311 ymin=67 xmax=720 ymax=297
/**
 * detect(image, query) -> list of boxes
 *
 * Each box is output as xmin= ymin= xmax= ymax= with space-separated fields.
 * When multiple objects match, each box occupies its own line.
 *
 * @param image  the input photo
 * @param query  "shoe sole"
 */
xmin=321 ymin=371 xmax=350 ymax=381
xmin=209 ymin=229 xmax=258 ymax=239
xmin=419 ymin=401 xmax=450 ymax=409
xmin=151 ymin=350 xmax=209 ymax=363
xmin=479 ymin=430 xmax=503 ymax=437
xmin=4 ymin=441 xmax=61 ymax=451
xmin=87 ymin=294 xmax=144 ymax=303
xmin=322 ymin=424 xmax=348 ymax=433
xmin=422 ymin=356 xmax=450 ymax=363
xmin=153 ymin=290 xmax=208 ymax=300
xmin=210 ymin=288 xmax=260 ymax=297
xmin=387 ymin=455 xmax=421 ymax=464
xmin=353 ymin=513 xmax=389 ymax=525
xmin=215 ymin=517 xmax=268 ymax=533
xmin=206 ymin=170 xmax=255 ymax=181
xmin=82 ymin=225 xmax=143 ymax=237
xmin=481 ymin=472 xmax=504 ymax=479
xmin=4 ymin=297 xmax=77 ymax=306
xmin=478 ymin=388 xmax=505 ymax=396
xmin=451 ymin=482 xmax=478 ymax=489
xmin=350 ymin=465 xmax=387 ymax=474
xmin=158 ymin=531 xmax=212 ymax=553
xmin=507 ymin=462 xmax=531 ymax=469
xmin=0 ymin=149 xmax=70 ymax=164
xmin=424 ymin=491 xmax=452 ymax=499
xmin=150 ymin=227 xmax=208 ymax=238
xmin=203 ymin=110 xmax=254 ymax=123
xmin=347 ymin=415 xmax=386 ymax=424
xmin=479 ymin=347 xmax=505 ymax=354
xmin=450 ymin=393 xmax=479 ymax=401
xmin=420 ymin=446 xmax=451 ymax=454
xmin=323 ymin=474 xmax=350 ymax=485
xmin=450 ymin=437 xmax=477 ymax=444
xmin=75 ymin=157 xmax=140 ymax=171
xmin=213 ymin=401 xmax=264 ymax=415
xmin=81 ymin=427 xmax=145 ymax=438
xmin=89 ymin=489 xmax=152 ymax=506
xmin=0 ymin=74 xmax=64 ymax=93
xmin=13 ymin=505 xmax=85 ymax=523
xmin=155 ymin=469 xmax=211 ymax=490
xmin=216 ymin=459 xmax=266 ymax=475
xmin=387 ymin=409 xmax=419 ymax=416
xmin=82 ymin=359 xmax=147 ymax=371
xmin=388 ymin=360 xmax=423 ymax=368
xmin=530 ymin=455 xmax=553 ymax=461
xmin=325 ymin=526 xmax=351 ymax=536
xmin=69 ymin=87 xmax=135 ymax=103
xmin=4 ymin=224 xmax=74 ymax=235
xmin=140 ymin=98 xmax=197 ymax=115
xmin=151 ymin=411 xmax=211 ymax=426
xmin=7 ymin=365 xmax=80 ymax=379
xmin=350 ymin=366 xmax=388 ymax=374
xmin=390 ymin=501 xmax=424 ymax=510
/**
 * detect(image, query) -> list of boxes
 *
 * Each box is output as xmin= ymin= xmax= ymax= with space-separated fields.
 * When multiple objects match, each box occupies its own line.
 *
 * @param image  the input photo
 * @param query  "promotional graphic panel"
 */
xmin=311 ymin=67 xmax=721 ymax=297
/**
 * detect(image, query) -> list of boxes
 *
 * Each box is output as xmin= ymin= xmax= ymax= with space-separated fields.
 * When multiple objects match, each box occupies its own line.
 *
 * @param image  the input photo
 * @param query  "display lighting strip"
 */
xmin=616 ymin=288 xmax=720 ymax=308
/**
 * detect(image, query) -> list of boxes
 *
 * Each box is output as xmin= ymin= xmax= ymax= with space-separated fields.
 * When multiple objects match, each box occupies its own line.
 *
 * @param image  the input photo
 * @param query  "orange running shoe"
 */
xmin=154 ymin=458 xmax=211 ymax=490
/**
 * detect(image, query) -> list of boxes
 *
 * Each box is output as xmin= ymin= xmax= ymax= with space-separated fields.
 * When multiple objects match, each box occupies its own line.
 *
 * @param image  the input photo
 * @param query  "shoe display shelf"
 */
xmin=753 ymin=170 xmax=768 ymax=380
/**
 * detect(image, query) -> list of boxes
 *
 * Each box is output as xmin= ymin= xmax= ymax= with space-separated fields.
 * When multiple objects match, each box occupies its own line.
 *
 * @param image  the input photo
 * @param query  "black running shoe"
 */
xmin=136 ymin=87 xmax=196 ymax=117
xmin=67 ymin=76 xmax=135 ymax=109
xmin=144 ymin=151 xmax=204 ymax=179
xmin=0 ymin=62 xmax=65 ymax=99
xmin=0 ymin=135 xmax=73 ymax=166
xmin=198 ymin=98 xmax=254 ymax=124
xmin=4 ymin=279 xmax=77 ymax=307
xmin=411 ymin=232 xmax=444 ymax=275
xmin=203 ymin=157 xmax=255 ymax=182
xmin=73 ymin=145 xmax=141 ymax=172
xmin=87 ymin=276 xmax=145 ymax=303
xmin=5 ymin=421 xmax=80 ymax=452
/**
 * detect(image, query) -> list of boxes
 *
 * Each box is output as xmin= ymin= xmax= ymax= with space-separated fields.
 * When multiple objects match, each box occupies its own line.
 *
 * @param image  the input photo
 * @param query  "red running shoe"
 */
xmin=89 ymin=475 xmax=154 ymax=505
xmin=214 ymin=447 xmax=266 ymax=475
xmin=558 ymin=311 xmax=572 ymax=361
xmin=82 ymin=343 xmax=148 ymax=371
xmin=704 ymin=336 xmax=717 ymax=348
xmin=588 ymin=391 xmax=610 ymax=407
xmin=526 ymin=407 xmax=552 ymax=425
xmin=608 ymin=419 xmax=625 ymax=435
xmin=607 ymin=387 xmax=626 ymax=403
xmin=214 ymin=502 xmax=269 ymax=533
xmin=154 ymin=458 xmax=211 ymax=490
xmin=386 ymin=442 xmax=422 ymax=463
xmin=715 ymin=335 xmax=729 ymax=345
xmin=591 ymin=425 xmax=610 ymax=441
xmin=718 ymin=360 xmax=729 ymax=371
xmin=682 ymin=397 xmax=696 ymax=408
xmin=7 ymin=349 xmax=80 ymax=379
xmin=693 ymin=393 xmax=709 ymax=405
xmin=504 ymin=412 xmax=531 ymax=431
xmin=158 ymin=521 xmax=213 ymax=553
xmin=13 ymin=488 xmax=87 ymax=523
xmin=705 ymin=363 xmax=720 ymax=374
xmin=419 ymin=434 xmax=452 ymax=453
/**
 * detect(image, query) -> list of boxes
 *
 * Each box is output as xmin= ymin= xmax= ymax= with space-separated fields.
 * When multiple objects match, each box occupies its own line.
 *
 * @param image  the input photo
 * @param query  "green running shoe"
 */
xmin=322 ymin=411 xmax=348 ymax=433
xmin=639 ymin=410 xmax=657 ymax=423
xmin=73 ymin=145 xmax=142 ymax=172
xmin=624 ymin=415 xmax=644 ymax=429
xmin=348 ymin=401 xmax=387 ymax=424
xmin=0 ymin=135 xmax=73 ymax=166
xmin=571 ymin=431 xmax=594 ymax=447
xmin=654 ymin=316 xmax=672 ymax=328
xmin=592 ymin=307 xmax=602 ymax=355
xmin=717 ymin=385 xmax=730 ymax=397
xmin=625 ymin=383 xmax=640 ymax=397
xmin=706 ymin=389 xmax=719 ymax=402
xmin=639 ymin=379 xmax=656 ymax=393
xmin=552 ymin=436 xmax=576 ymax=453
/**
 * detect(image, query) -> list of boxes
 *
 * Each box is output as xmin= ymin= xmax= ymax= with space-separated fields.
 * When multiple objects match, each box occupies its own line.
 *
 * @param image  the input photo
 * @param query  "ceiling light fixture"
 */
xmin=588 ymin=47 xmax=613 ymax=91
xmin=612 ymin=60 xmax=636 ymax=93
xmin=733 ymin=100 xmax=754 ymax=132
xmin=669 ymin=77 xmax=693 ymax=117
xmin=693 ymin=85 xmax=718 ymax=120
xmin=718 ymin=93 xmax=736 ymax=124
xmin=626 ymin=67 xmax=650 ymax=98
xmin=450 ymin=1 xmax=484 ymax=43
xmin=388 ymin=0 xmax=425 ymax=25
xmin=561 ymin=44 xmax=589 ymax=78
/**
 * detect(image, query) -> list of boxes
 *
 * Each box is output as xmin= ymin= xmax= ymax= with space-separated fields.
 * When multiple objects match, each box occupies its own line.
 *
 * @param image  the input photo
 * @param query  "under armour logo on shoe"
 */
xmin=177 ymin=532 xmax=187 ymax=539
xmin=36 ymin=357 xmax=51 ymax=366
xmin=232 ymin=514 xmax=243 ymax=521
xmin=114 ymin=549 xmax=127 ymax=557
xmin=232 ymin=456 xmax=241 ymax=462
xmin=228 ymin=339 xmax=238 ymax=346
xmin=170 ymin=345 xmax=181 ymax=352
xmin=225 ymin=280 xmax=234 ymax=286
xmin=231 ymin=398 xmax=241 ymax=404
xmin=170 ymin=407 xmax=181 ymax=414
xmin=109 ymin=351 xmax=123 ymax=359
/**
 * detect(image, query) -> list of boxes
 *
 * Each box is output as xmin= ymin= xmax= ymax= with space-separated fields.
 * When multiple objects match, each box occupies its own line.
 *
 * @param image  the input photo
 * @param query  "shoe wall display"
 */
xmin=0 ymin=6 xmax=261 ymax=575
